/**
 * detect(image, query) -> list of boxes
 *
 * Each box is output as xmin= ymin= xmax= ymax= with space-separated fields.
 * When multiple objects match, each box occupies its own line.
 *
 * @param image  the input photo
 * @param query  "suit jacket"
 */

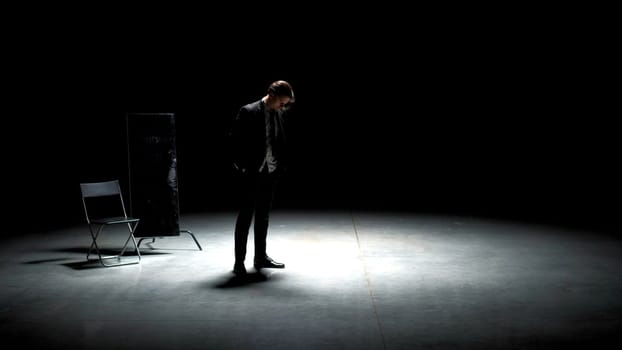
xmin=228 ymin=99 xmax=289 ymax=174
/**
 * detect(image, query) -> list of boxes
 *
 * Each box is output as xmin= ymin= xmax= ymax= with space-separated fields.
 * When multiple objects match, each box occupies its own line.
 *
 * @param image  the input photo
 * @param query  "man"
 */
xmin=228 ymin=80 xmax=295 ymax=275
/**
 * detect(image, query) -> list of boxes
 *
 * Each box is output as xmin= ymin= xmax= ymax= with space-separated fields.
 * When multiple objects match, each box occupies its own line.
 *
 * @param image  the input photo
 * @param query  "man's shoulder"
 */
xmin=241 ymin=100 xmax=262 ymax=113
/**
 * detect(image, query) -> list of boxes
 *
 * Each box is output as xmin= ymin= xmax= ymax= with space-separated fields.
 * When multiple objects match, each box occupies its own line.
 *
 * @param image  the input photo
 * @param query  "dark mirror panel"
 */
xmin=126 ymin=113 xmax=180 ymax=237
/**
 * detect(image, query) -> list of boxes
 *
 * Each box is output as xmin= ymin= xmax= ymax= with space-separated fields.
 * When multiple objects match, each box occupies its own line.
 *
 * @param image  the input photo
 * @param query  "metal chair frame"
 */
xmin=80 ymin=180 xmax=141 ymax=267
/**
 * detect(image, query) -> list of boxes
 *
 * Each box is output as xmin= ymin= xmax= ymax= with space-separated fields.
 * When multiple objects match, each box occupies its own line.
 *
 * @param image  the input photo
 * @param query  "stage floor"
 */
xmin=1 ymin=209 xmax=621 ymax=349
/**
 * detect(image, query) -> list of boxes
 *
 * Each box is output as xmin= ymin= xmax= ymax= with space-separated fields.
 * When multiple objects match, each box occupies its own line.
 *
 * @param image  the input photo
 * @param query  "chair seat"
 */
xmin=91 ymin=216 xmax=140 ymax=225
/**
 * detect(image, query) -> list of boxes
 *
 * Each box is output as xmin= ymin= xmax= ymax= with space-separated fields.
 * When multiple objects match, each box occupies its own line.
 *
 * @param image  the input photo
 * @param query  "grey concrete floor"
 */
xmin=1 ymin=210 xmax=621 ymax=349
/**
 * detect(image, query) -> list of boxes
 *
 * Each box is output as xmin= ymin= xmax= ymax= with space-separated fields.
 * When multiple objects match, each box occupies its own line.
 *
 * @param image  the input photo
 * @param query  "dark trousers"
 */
xmin=234 ymin=168 xmax=278 ymax=263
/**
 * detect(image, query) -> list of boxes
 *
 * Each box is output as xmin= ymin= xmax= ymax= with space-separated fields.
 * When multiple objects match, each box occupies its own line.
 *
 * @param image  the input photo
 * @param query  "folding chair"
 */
xmin=79 ymin=180 xmax=141 ymax=266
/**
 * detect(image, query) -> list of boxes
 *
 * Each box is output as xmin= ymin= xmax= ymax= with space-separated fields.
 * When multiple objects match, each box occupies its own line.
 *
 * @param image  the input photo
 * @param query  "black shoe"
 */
xmin=233 ymin=262 xmax=247 ymax=275
xmin=254 ymin=256 xmax=285 ymax=269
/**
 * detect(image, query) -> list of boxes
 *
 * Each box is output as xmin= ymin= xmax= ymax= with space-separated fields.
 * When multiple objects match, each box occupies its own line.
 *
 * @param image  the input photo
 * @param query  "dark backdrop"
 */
xmin=5 ymin=13 xmax=617 ymax=236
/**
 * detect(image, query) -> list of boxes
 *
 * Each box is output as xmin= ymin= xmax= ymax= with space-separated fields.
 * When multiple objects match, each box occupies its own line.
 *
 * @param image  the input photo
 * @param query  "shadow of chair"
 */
xmin=79 ymin=180 xmax=141 ymax=267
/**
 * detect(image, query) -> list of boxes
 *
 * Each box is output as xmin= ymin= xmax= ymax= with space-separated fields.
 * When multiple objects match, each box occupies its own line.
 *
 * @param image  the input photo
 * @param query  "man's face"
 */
xmin=269 ymin=96 xmax=292 ymax=111
xmin=277 ymin=96 xmax=292 ymax=111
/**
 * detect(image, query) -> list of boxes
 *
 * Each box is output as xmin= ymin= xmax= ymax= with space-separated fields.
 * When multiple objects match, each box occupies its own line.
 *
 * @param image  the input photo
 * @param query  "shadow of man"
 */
xmin=214 ymin=271 xmax=271 ymax=288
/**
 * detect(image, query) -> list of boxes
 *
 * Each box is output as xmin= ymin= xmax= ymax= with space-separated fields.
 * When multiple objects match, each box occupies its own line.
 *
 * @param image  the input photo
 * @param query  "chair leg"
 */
xmin=119 ymin=222 xmax=141 ymax=260
xmin=87 ymin=225 xmax=105 ymax=261
xmin=87 ymin=223 xmax=141 ymax=267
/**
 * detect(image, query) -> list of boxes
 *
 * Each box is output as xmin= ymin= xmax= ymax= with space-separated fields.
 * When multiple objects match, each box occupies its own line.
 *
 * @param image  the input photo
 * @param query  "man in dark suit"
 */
xmin=228 ymin=80 xmax=295 ymax=275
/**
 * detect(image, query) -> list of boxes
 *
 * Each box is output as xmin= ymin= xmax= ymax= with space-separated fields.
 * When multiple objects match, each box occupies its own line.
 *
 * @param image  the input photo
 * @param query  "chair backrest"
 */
xmin=80 ymin=180 xmax=129 ymax=221
xmin=80 ymin=180 xmax=122 ymax=198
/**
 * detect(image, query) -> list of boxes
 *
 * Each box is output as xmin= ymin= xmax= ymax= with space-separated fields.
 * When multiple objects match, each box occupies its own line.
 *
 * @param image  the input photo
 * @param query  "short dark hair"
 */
xmin=268 ymin=80 xmax=295 ymax=102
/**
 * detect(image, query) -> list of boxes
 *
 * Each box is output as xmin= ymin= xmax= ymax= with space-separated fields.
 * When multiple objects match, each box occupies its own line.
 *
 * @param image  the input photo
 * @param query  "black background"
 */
xmin=5 ymin=9 xmax=618 ymax=235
